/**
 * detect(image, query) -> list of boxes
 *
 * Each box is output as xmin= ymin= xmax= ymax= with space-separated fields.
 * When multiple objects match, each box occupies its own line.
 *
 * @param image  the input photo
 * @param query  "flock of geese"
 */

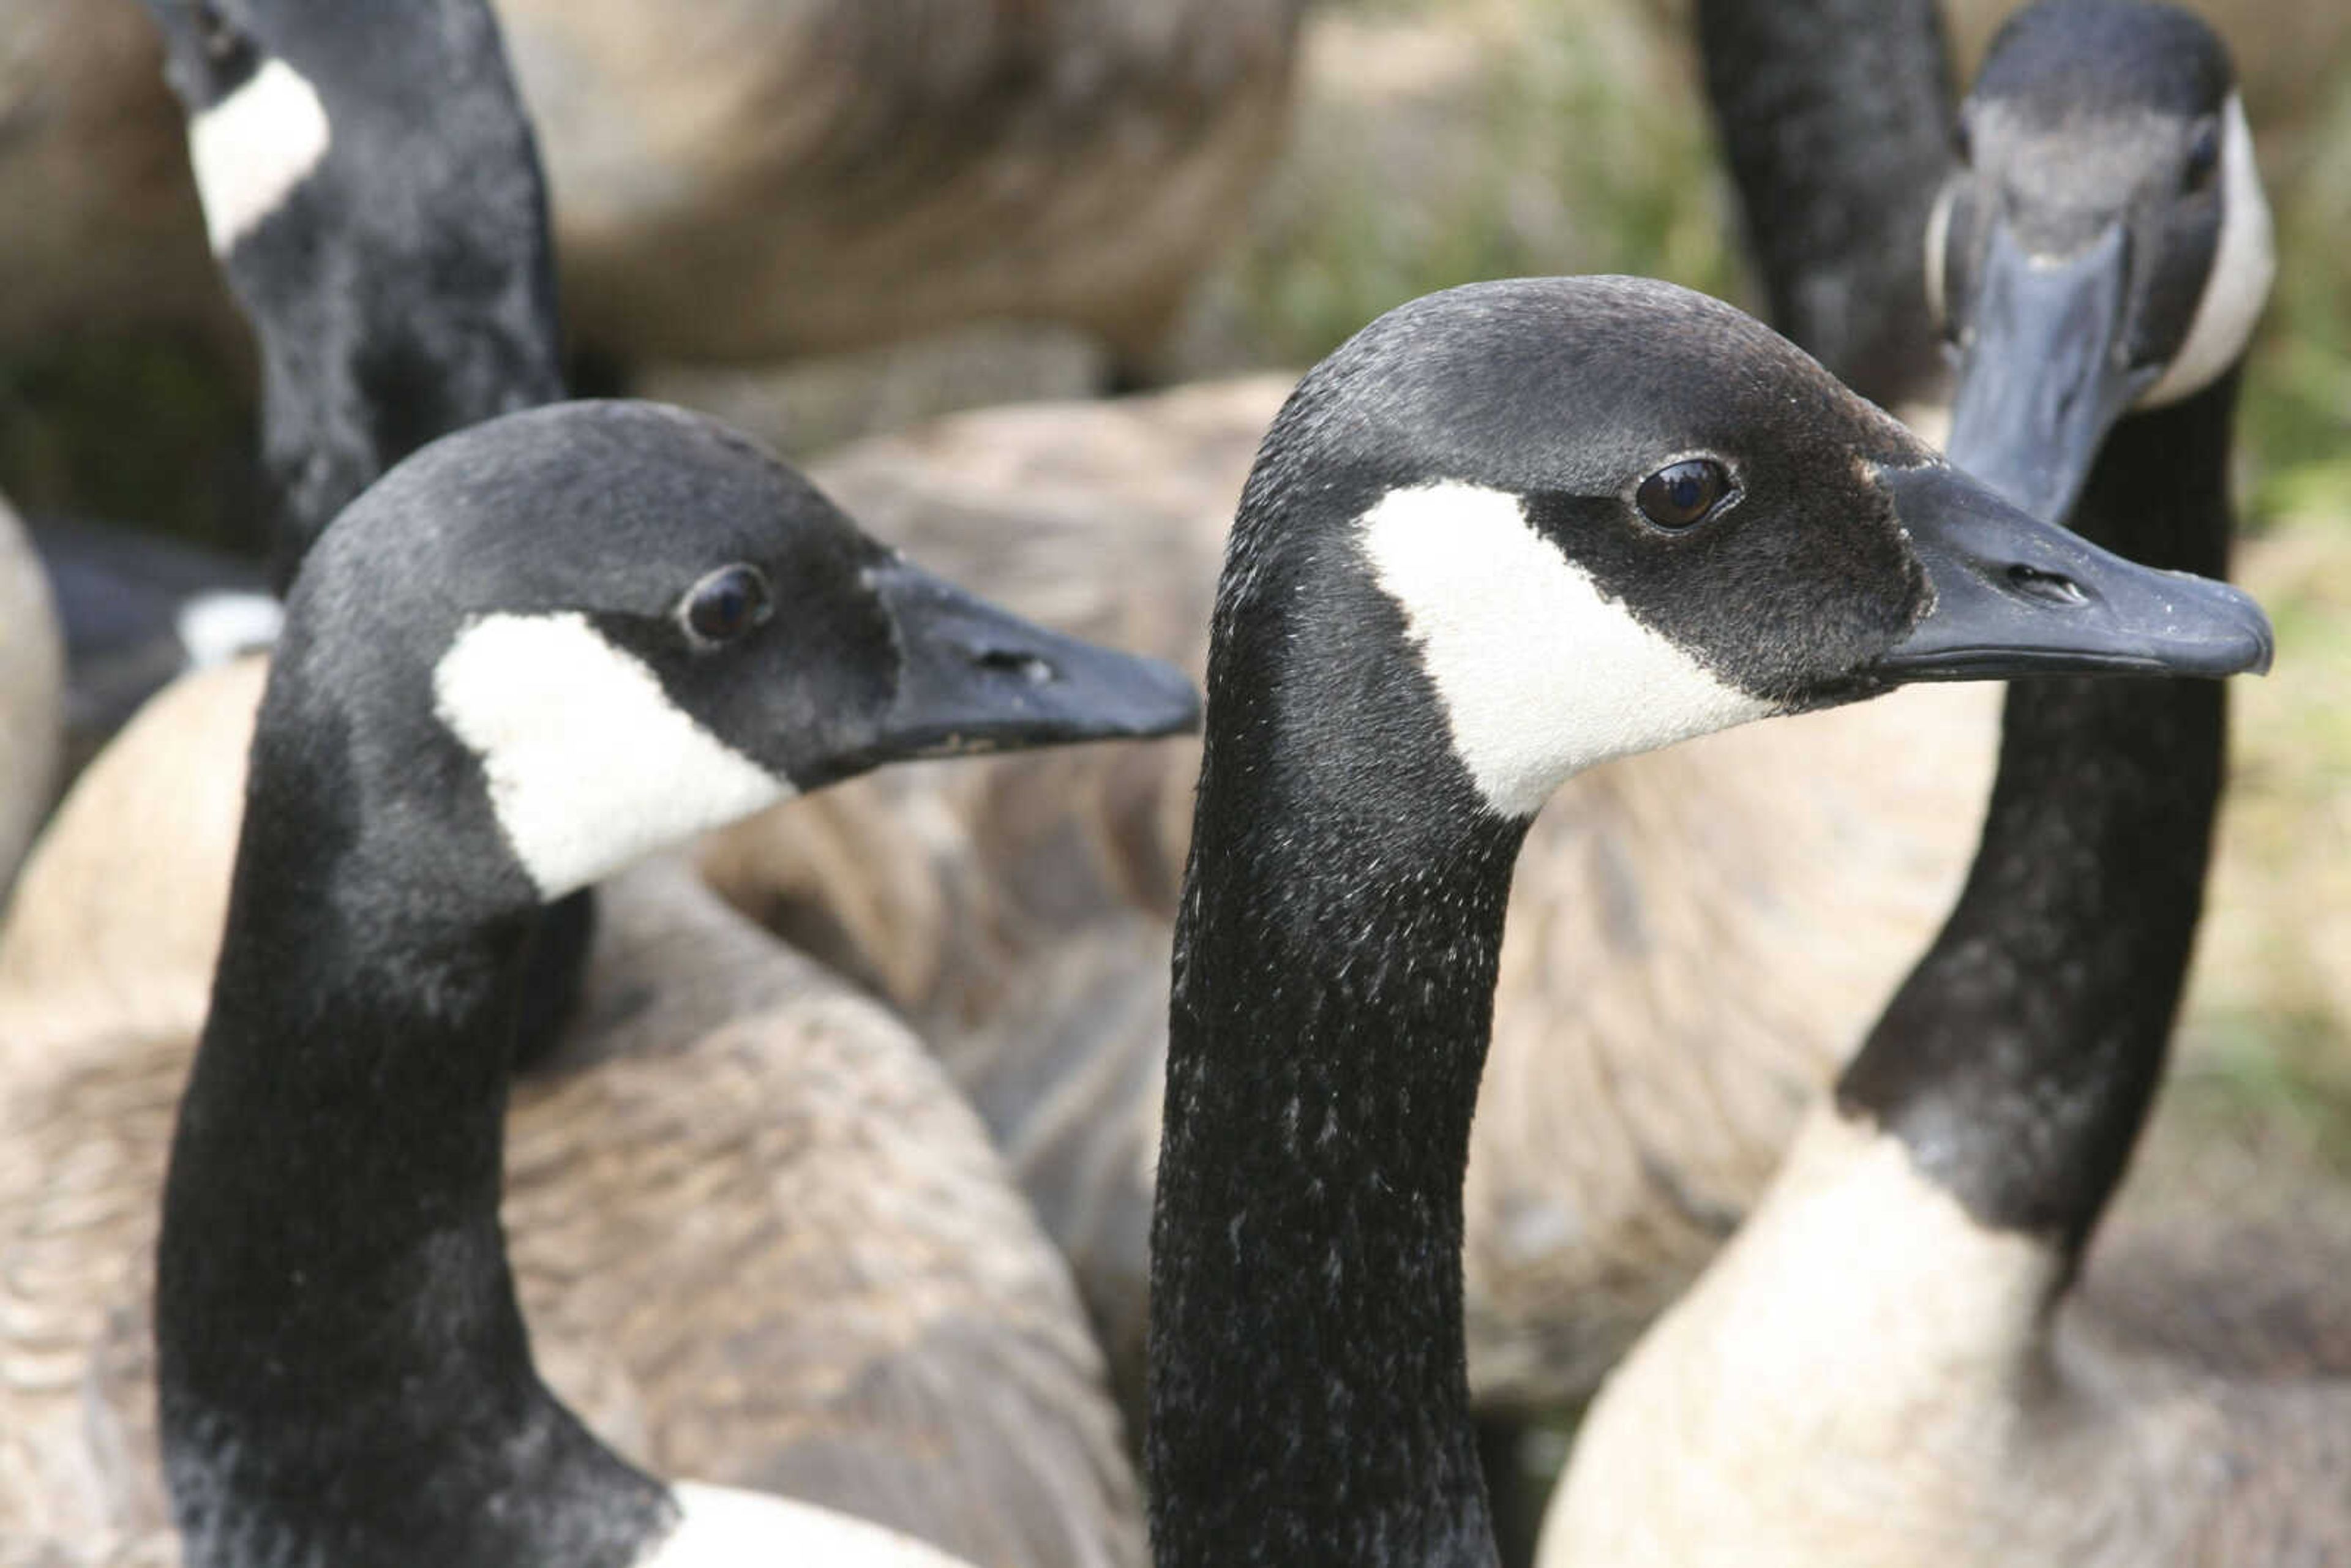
xmin=0 ymin=0 xmax=2341 ymax=1565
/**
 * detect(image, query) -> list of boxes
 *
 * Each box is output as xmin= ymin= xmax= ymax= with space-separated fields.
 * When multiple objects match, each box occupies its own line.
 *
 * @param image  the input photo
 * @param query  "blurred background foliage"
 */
xmin=2 ymin=0 xmax=2345 ymax=1160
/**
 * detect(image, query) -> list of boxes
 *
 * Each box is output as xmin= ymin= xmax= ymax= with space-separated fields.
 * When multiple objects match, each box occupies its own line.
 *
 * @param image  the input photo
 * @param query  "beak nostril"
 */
xmin=2006 ymin=563 xmax=2088 ymax=607
xmin=972 ymin=646 xmax=1057 ymax=686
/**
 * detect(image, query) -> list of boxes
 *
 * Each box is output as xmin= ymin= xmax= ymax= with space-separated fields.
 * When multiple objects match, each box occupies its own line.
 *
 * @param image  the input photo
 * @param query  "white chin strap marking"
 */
xmin=2142 ymin=94 xmax=2274 ymax=409
xmin=187 ymin=58 xmax=333 ymax=255
xmin=1360 ymin=481 xmax=1775 ymax=820
xmin=433 ymin=613 xmax=791 ymax=901
xmin=1921 ymin=178 xmax=1958 ymax=331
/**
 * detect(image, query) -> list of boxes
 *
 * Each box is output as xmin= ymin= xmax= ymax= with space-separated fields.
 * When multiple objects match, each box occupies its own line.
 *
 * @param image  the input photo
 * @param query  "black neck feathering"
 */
xmin=1837 ymin=369 xmax=2241 ymax=1266
xmin=156 ymin=716 xmax=666 ymax=1568
xmin=1150 ymin=483 xmax=1525 ymax=1568
xmin=1696 ymin=0 xmax=1955 ymax=408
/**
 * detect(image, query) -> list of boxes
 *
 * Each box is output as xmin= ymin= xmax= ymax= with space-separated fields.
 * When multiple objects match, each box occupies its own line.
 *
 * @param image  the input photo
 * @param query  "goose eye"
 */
xmin=2183 ymin=118 xmax=2221 ymax=192
xmin=194 ymin=2 xmax=242 ymax=63
xmin=1636 ymin=459 xmax=1733 ymax=530
xmin=1951 ymin=113 xmax=1973 ymax=167
xmin=680 ymin=565 xmax=773 ymax=647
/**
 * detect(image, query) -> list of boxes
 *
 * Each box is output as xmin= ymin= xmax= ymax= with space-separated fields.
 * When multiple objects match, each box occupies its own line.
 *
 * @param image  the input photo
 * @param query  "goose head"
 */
xmin=259 ymin=399 xmax=1199 ymax=913
xmin=143 ymin=0 xmax=548 ymax=263
xmin=1924 ymin=0 xmax=2272 ymax=521
xmin=140 ymin=0 xmax=563 ymax=577
xmin=1213 ymin=276 xmax=2269 ymax=827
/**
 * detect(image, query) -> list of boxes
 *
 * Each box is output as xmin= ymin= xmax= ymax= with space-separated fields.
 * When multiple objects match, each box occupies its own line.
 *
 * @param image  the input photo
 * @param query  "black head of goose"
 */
xmin=1925 ymin=0 xmax=2272 ymax=525
xmin=1147 ymin=272 xmax=2269 ymax=1568
xmin=156 ymin=399 xmax=1196 ymax=1568
xmin=1535 ymin=9 xmax=2338 ymax=1567
xmin=143 ymin=0 xmax=563 ymax=591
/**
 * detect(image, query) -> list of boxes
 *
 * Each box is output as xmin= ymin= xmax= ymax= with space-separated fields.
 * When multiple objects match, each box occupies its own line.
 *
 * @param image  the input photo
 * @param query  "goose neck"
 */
xmin=156 ymin=730 xmax=661 ymax=1566
xmin=1836 ymin=368 xmax=2240 ymax=1266
xmin=1152 ymin=629 xmax=1525 ymax=1568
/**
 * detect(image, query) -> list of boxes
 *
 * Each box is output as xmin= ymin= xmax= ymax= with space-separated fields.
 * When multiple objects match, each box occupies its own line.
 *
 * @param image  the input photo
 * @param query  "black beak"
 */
xmin=1944 ymin=220 xmax=2158 ymax=525
xmin=1872 ymin=462 xmax=2272 ymax=681
xmin=853 ymin=557 xmax=1200 ymax=765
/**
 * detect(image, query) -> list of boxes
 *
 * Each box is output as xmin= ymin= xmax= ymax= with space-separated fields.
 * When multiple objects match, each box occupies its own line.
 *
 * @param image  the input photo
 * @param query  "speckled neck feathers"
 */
xmin=1150 ymin=454 xmax=1529 ymax=1568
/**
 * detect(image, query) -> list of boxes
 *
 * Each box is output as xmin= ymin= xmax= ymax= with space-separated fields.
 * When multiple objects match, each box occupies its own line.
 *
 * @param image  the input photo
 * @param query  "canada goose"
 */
xmin=143 ymin=0 xmax=566 ymax=590
xmin=0 ymin=0 xmax=1303 ymax=378
xmin=1142 ymin=271 xmax=2268 ymax=1568
xmin=0 ymin=498 xmax=64 ymax=893
xmin=0 ymin=666 xmax=1156 ymax=1567
xmin=1535 ymin=7 xmax=2350 ymax=1565
xmin=145 ymin=399 xmax=1191 ymax=1565
xmin=1 ymin=1 xmax=1160 ymax=1559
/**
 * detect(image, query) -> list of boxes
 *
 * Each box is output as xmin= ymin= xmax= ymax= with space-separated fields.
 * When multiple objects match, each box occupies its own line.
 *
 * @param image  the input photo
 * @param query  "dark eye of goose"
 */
xmin=2182 ymin=118 xmax=2221 ymax=192
xmin=680 ymin=565 xmax=773 ymax=647
xmin=1635 ymin=459 xmax=1734 ymax=530
xmin=194 ymin=1 xmax=244 ymax=64
xmin=1951 ymin=112 xmax=1973 ymax=167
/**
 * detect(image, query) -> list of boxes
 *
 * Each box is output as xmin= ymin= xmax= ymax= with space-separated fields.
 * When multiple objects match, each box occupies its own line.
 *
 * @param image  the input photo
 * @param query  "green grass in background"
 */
xmin=1196 ymin=0 xmax=1738 ymax=372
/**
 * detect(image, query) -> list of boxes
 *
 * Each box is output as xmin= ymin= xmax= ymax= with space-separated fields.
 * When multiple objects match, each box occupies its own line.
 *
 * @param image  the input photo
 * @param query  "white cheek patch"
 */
xmin=2141 ymin=94 xmax=2274 ymax=408
xmin=1360 ymin=482 xmax=1775 ymax=820
xmin=432 ymin=613 xmax=792 ymax=901
xmin=1921 ymin=178 xmax=1958 ymax=331
xmin=186 ymin=58 xmax=332 ymax=255
xmin=645 ymin=1482 xmax=969 ymax=1566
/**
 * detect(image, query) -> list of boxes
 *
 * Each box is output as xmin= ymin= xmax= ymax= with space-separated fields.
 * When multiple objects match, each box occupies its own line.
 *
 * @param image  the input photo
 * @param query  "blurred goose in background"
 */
xmin=140 ymin=401 xmax=1186 ymax=1567
xmin=0 ymin=500 xmax=63 ymax=895
xmin=0 ymin=2 xmax=1168 ymax=1562
xmin=0 ymin=0 xmax=1305 ymax=381
xmin=1141 ymin=273 xmax=2268 ymax=1568
xmin=1540 ymin=7 xmax=2351 ymax=1564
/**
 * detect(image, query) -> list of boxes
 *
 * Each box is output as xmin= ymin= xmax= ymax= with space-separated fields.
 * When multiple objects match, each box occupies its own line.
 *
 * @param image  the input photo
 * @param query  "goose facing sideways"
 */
xmin=144 ymin=0 xmax=566 ymax=591
xmin=5 ymin=4 xmax=1160 ymax=1560
xmin=1537 ymin=7 xmax=2351 ymax=1566
xmin=155 ymin=399 xmax=1195 ymax=1568
xmin=1146 ymin=273 xmax=2270 ymax=1568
